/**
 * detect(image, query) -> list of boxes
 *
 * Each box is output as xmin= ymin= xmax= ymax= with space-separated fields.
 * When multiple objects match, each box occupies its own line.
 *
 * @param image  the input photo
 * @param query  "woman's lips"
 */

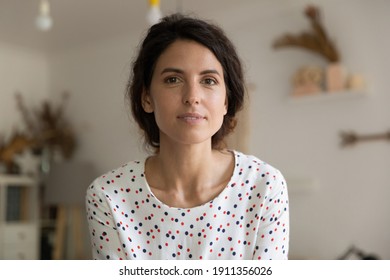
xmin=177 ymin=113 xmax=205 ymax=124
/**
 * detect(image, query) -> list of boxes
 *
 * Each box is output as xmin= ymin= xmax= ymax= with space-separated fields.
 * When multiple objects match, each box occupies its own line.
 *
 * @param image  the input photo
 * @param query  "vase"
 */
xmin=326 ymin=63 xmax=346 ymax=92
xmin=40 ymin=146 xmax=52 ymax=174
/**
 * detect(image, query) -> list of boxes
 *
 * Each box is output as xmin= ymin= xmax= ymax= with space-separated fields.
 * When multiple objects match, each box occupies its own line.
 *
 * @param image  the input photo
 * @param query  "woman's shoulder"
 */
xmin=233 ymin=150 xmax=280 ymax=171
xmin=87 ymin=159 xmax=146 ymax=191
xmin=231 ymin=150 xmax=287 ymax=201
xmin=232 ymin=150 xmax=285 ymax=180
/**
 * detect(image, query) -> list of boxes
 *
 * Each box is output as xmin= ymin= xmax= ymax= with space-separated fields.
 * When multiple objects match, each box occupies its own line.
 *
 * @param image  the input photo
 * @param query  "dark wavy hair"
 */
xmin=126 ymin=13 xmax=245 ymax=152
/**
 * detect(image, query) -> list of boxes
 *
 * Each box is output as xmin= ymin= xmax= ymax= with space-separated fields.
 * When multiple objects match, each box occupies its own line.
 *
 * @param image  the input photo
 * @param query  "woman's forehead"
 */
xmin=153 ymin=39 xmax=223 ymax=75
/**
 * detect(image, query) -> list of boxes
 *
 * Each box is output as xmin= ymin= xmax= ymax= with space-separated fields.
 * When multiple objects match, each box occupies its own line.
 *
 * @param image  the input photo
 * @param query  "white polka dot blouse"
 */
xmin=85 ymin=150 xmax=289 ymax=260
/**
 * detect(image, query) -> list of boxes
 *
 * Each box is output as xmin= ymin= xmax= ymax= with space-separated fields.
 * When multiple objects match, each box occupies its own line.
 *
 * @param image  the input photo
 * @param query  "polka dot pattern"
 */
xmin=85 ymin=150 xmax=289 ymax=260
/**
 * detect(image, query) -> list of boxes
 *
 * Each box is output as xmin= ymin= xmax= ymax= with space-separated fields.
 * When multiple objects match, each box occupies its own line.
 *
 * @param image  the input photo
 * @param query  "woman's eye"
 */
xmin=202 ymin=78 xmax=217 ymax=85
xmin=165 ymin=77 xmax=180 ymax=84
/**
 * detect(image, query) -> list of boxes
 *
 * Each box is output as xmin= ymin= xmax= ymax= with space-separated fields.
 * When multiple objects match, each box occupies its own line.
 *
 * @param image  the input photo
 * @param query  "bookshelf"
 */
xmin=0 ymin=175 xmax=40 ymax=259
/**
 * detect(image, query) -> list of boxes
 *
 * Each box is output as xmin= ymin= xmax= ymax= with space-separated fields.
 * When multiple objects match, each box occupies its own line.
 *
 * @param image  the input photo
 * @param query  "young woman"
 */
xmin=86 ymin=13 xmax=289 ymax=260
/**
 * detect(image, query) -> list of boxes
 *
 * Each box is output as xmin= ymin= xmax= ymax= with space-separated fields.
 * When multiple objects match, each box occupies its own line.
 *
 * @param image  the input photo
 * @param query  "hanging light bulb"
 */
xmin=146 ymin=0 xmax=162 ymax=25
xmin=35 ymin=0 xmax=53 ymax=31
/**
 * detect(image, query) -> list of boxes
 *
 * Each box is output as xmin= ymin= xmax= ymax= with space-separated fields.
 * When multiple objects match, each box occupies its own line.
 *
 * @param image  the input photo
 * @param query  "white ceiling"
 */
xmin=0 ymin=0 xmax=247 ymax=52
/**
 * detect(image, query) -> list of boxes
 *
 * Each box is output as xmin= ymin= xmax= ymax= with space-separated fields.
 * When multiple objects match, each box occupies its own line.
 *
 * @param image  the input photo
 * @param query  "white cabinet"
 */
xmin=0 ymin=175 xmax=40 ymax=259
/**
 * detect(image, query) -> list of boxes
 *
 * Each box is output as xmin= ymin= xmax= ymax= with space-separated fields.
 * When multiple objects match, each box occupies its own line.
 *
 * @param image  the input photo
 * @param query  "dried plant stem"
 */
xmin=272 ymin=5 xmax=340 ymax=63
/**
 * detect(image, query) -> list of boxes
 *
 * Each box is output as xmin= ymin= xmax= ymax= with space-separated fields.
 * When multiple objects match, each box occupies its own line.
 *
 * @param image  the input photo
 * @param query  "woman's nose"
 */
xmin=182 ymin=82 xmax=200 ymax=105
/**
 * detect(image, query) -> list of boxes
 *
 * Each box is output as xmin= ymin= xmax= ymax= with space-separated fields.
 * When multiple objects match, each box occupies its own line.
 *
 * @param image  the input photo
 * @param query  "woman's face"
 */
xmin=143 ymin=39 xmax=227 ymax=148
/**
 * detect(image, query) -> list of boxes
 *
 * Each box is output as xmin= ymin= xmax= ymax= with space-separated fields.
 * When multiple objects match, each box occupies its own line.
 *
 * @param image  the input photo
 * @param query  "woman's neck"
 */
xmin=154 ymin=142 xmax=215 ymax=191
xmin=145 ymin=142 xmax=234 ymax=208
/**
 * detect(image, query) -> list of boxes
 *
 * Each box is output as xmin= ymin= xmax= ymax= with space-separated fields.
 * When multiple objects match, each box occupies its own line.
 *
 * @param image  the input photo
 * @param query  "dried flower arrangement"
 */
xmin=0 ymin=92 xmax=77 ymax=173
xmin=0 ymin=132 xmax=33 ymax=173
xmin=271 ymin=5 xmax=352 ymax=94
xmin=272 ymin=5 xmax=340 ymax=63
xmin=16 ymin=91 xmax=77 ymax=158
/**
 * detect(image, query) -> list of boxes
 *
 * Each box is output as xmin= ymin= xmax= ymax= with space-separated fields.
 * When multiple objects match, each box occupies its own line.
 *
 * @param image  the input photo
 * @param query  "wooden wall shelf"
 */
xmin=288 ymin=90 xmax=367 ymax=103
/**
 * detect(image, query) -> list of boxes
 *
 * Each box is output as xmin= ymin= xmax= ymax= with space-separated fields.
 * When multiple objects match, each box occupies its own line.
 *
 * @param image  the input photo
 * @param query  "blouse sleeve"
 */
xmin=253 ymin=169 xmax=289 ymax=260
xmin=85 ymin=180 xmax=127 ymax=260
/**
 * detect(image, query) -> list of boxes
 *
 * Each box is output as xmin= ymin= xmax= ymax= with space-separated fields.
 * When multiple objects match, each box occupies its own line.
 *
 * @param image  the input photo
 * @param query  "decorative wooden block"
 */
xmin=326 ymin=63 xmax=346 ymax=92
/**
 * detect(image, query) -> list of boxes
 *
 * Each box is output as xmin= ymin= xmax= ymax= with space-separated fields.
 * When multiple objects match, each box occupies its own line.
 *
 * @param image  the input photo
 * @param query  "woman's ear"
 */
xmin=142 ymin=89 xmax=154 ymax=113
xmin=224 ymin=95 xmax=228 ymax=115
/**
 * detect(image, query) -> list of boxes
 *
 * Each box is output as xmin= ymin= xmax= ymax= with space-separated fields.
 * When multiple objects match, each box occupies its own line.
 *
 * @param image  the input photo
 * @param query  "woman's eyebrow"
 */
xmin=160 ymin=68 xmax=184 ymax=75
xmin=200 ymin=69 xmax=221 ymax=76
xmin=161 ymin=68 xmax=221 ymax=76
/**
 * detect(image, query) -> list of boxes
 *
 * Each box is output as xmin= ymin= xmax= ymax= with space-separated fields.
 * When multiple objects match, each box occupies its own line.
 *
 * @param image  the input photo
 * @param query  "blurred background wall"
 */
xmin=0 ymin=0 xmax=389 ymax=259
